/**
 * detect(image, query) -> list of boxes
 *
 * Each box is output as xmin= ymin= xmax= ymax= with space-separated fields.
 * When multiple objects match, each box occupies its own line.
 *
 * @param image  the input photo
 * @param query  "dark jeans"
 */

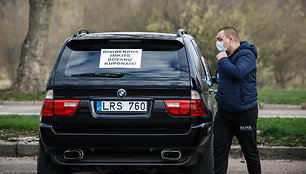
xmin=213 ymin=106 xmax=261 ymax=174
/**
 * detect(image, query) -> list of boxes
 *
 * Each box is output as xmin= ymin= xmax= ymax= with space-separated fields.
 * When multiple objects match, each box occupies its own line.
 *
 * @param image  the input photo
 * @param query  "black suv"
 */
xmin=38 ymin=29 xmax=216 ymax=174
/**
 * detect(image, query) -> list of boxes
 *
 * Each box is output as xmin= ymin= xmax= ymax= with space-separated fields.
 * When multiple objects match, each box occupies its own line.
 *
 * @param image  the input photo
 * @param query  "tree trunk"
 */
xmin=11 ymin=0 xmax=54 ymax=93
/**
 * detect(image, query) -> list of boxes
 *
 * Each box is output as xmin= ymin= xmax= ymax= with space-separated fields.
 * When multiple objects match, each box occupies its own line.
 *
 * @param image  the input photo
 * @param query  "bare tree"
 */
xmin=11 ymin=0 xmax=54 ymax=93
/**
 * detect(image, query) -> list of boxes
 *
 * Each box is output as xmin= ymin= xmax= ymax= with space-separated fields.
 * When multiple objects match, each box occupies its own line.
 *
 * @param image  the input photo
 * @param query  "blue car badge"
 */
xmin=117 ymin=89 xmax=126 ymax=98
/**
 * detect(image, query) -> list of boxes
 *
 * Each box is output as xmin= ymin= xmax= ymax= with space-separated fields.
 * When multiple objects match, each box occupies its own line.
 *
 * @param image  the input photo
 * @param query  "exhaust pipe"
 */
xmin=63 ymin=149 xmax=84 ymax=160
xmin=161 ymin=149 xmax=181 ymax=161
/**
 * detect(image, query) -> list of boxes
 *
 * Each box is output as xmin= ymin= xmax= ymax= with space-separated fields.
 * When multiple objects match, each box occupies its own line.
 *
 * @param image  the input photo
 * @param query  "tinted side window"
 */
xmin=191 ymin=40 xmax=213 ymax=87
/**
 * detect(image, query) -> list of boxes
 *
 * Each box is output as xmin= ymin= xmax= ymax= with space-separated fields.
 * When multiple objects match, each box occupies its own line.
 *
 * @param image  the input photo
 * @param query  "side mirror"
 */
xmin=212 ymin=71 xmax=219 ymax=84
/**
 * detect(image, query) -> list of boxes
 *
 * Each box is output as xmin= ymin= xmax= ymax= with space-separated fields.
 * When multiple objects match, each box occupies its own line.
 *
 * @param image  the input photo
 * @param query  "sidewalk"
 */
xmin=258 ymin=103 xmax=306 ymax=118
xmin=0 ymin=100 xmax=42 ymax=116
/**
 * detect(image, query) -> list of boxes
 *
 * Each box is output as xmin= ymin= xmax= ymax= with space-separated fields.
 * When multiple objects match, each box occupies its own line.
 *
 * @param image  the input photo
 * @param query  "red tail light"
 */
xmin=42 ymin=99 xmax=54 ymax=116
xmin=164 ymin=100 xmax=190 ymax=116
xmin=42 ymin=90 xmax=54 ymax=116
xmin=163 ymin=90 xmax=205 ymax=117
xmin=191 ymin=99 xmax=205 ymax=116
xmin=42 ymin=90 xmax=80 ymax=116
xmin=42 ymin=99 xmax=79 ymax=116
xmin=54 ymin=100 xmax=80 ymax=116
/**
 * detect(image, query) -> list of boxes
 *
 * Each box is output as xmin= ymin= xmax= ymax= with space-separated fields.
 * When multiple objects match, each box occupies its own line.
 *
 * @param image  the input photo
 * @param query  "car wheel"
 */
xmin=187 ymin=135 xmax=214 ymax=174
xmin=37 ymin=141 xmax=71 ymax=174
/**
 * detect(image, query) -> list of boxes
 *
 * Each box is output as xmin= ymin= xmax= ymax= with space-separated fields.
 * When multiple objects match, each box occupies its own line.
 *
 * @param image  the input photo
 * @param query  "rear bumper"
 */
xmin=40 ymin=122 xmax=212 ymax=166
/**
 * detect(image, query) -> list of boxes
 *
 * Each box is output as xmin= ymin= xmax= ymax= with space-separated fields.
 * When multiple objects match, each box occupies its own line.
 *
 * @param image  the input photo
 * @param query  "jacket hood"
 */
xmin=237 ymin=41 xmax=258 ymax=59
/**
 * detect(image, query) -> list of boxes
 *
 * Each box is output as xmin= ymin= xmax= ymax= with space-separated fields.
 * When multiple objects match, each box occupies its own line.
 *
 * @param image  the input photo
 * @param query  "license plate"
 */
xmin=96 ymin=101 xmax=147 ymax=112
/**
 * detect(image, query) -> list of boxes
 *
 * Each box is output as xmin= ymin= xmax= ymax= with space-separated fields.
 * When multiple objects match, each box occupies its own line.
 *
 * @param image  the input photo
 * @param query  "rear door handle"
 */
xmin=208 ymin=89 xmax=217 ymax=94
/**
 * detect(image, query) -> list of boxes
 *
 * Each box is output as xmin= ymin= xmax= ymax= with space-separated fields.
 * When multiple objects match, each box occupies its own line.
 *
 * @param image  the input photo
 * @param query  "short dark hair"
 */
xmin=218 ymin=26 xmax=239 ymax=42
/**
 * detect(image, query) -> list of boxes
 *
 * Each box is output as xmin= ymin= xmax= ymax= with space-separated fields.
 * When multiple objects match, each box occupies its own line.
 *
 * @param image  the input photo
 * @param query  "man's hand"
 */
xmin=216 ymin=51 xmax=228 ymax=61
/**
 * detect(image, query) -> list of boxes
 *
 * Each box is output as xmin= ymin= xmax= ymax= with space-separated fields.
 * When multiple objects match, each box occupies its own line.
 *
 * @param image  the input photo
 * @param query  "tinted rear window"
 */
xmin=56 ymin=39 xmax=189 ymax=79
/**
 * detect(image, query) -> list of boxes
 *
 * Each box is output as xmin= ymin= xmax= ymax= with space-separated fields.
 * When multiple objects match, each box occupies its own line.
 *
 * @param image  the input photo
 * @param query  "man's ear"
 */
xmin=229 ymin=36 xmax=234 ymax=42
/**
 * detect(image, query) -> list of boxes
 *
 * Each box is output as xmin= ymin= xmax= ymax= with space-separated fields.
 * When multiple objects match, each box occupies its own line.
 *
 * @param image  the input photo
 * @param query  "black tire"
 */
xmin=37 ymin=141 xmax=71 ymax=174
xmin=187 ymin=135 xmax=214 ymax=174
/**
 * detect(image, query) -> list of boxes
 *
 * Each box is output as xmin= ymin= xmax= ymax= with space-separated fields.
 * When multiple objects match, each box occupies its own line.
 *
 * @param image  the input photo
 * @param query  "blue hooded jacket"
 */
xmin=215 ymin=41 xmax=258 ymax=112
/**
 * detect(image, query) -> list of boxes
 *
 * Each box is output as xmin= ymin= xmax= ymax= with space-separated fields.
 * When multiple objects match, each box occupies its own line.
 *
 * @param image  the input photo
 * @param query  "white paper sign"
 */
xmin=99 ymin=49 xmax=142 ymax=68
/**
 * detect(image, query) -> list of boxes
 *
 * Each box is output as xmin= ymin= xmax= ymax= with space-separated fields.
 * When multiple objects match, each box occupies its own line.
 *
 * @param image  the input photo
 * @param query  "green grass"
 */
xmin=0 ymin=89 xmax=44 ymax=101
xmin=258 ymin=89 xmax=306 ymax=104
xmin=0 ymin=115 xmax=39 ymax=131
xmin=257 ymin=118 xmax=306 ymax=147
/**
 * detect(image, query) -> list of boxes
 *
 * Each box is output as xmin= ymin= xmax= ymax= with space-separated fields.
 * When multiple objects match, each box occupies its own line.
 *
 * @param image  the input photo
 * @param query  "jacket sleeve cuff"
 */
xmin=218 ymin=57 xmax=228 ymax=65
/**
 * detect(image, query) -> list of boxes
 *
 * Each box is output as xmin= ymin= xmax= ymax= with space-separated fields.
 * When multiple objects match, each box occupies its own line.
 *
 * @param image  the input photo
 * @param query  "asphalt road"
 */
xmin=0 ymin=157 xmax=305 ymax=174
xmin=258 ymin=109 xmax=306 ymax=118
xmin=0 ymin=104 xmax=306 ymax=118
xmin=0 ymin=105 xmax=40 ymax=116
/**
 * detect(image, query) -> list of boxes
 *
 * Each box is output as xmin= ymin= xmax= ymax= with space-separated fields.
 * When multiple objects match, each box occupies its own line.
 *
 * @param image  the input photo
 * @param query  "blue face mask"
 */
xmin=216 ymin=41 xmax=227 ymax=52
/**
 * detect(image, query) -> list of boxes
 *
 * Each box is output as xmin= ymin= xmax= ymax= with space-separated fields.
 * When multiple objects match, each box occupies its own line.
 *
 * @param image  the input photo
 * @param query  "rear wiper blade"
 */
xmin=71 ymin=72 xmax=124 ymax=78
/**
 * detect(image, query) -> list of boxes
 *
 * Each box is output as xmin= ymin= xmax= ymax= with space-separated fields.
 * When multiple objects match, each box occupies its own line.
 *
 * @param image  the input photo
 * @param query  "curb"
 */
xmin=0 ymin=140 xmax=38 ymax=157
xmin=230 ymin=145 xmax=306 ymax=160
xmin=0 ymin=140 xmax=305 ymax=160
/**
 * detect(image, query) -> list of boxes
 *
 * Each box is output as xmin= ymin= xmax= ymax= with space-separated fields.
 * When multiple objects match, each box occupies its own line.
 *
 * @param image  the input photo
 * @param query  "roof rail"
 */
xmin=177 ymin=29 xmax=188 ymax=37
xmin=73 ymin=28 xmax=90 ymax=37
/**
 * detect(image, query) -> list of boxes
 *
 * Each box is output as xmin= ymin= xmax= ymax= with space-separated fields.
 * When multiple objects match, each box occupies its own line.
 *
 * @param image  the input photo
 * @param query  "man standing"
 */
xmin=213 ymin=26 xmax=261 ymax=174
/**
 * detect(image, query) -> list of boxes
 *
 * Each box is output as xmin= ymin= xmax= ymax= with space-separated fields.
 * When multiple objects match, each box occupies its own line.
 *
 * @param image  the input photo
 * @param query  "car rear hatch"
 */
xmin=42 ymin=38 xmax=193 ymax=134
